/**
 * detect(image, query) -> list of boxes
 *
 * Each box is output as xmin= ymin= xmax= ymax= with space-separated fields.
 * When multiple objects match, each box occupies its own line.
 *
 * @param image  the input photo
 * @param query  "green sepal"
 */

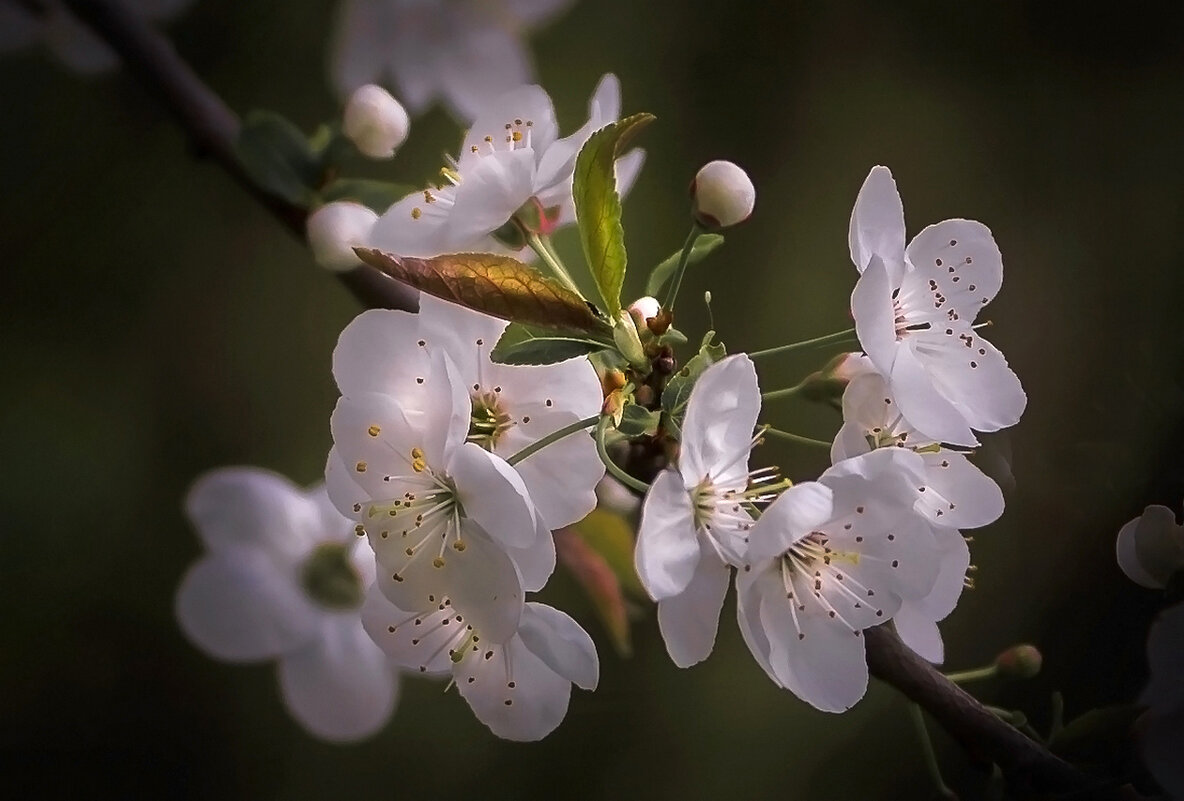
xmin=572 ymin=112 xmax=655 ymax=316
xmin=645 ymin=233 xmax=725 ymax=296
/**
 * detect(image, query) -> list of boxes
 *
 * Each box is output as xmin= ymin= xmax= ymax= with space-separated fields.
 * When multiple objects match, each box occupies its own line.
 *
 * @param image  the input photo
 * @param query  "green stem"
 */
xmin=506 ymin=415 xmax=600 ymax=467
xmin=909 ymin=703 xmax=959 ymax=800
xmin=748 ymin=327 xmax=857 ymax=360
xmin=761 ymin=380 xmax=808 ymax=402
xmin=662 ymin=225 xmax=703 ymax=312
xmin=944 ymin=664 xmax=999 ymax=684
xmin=595 ymin=416 xmax=650 ymax=493
xmin=528 ymin=233 xmax=583 ymax=297
xmin=763 ymin=427 xmax=831 ymax=449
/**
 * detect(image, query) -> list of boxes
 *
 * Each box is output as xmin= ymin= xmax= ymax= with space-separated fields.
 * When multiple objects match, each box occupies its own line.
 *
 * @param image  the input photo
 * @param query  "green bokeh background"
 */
xmin=3 ymin=1 xmax=1183 ymax=798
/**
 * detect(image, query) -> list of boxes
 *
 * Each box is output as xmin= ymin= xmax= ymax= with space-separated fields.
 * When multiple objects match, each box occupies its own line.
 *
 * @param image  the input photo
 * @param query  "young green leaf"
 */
xmin=617 ymin=404 xmax=662 ymax=438
xmin=235 ymin=111 xmax=322 ymax=207
xmin=355 ymin=249 xmax=612 ymax=333
xmin=491 ymin=323 xmax=611 ymax=365
xmin=645 ymin=233 xmax=725 ymax=296
xmin=572 ymin=112 xmax=655 ymax=316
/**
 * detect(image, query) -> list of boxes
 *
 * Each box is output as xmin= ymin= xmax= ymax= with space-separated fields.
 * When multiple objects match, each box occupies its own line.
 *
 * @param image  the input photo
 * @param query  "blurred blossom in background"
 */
xmin=3 ymin=0 xmax=1184 ymax=798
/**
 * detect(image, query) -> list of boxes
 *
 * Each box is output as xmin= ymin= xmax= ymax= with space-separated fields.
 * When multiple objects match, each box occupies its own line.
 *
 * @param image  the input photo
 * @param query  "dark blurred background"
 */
xmin=3 ymin=1 xmax=1184 ymax=798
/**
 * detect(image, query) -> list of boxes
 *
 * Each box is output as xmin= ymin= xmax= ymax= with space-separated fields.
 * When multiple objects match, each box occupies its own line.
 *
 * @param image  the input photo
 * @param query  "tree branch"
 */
xmin=864 ymin=625 xmax=1110 ymax=799
xmin=58 ymin=0 xmax=416 ymax=312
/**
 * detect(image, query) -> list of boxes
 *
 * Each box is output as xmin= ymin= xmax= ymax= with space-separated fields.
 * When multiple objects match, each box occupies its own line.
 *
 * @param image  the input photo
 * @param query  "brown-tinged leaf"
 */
xmin=355 ymin=249 xmax=610 ymax=334
xmin=555 ymin=527 xmax=632 ymax=657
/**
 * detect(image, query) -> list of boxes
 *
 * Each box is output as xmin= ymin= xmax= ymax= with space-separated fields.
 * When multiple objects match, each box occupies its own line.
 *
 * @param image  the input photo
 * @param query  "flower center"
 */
xmin=778 ymin=532 xmax=881 ymax=634
xmin=690 ymin=465 xmax=785 ymax=563
xmin=300 ymin=542 xmax=364 ymax=610
xmin=467 ymin=390 xmax=514 ymax=450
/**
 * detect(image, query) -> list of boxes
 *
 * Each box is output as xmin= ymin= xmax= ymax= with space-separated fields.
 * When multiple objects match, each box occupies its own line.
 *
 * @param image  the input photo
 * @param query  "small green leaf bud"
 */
xmin=613 ymin=310 xmax=650 ymax=372
xmin=306 ymin=201 xmax=378 ymax=272
xmin=995 ymin=644 xmax=1043 ymax=679
xmin=690 ymin=160 xmax=755 ymax=229
xmin=343 ymin=84 xmax=410 ymax=160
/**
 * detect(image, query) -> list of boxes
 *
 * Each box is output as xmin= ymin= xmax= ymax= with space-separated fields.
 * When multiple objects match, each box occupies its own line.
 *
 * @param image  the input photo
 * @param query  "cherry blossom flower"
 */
xmin=361 ymin=554 xmax=598 ymax=741
xmin=848 ymin=166 xmax=1026 ymax=447
xmin=635 ymin=354 xmax=778 ymax=668
xmin=736 ymin=448 xmax=941 ymax=712
xmin=1116 ymin=502 xmax=1184 ymax=589
xmin=330 ymin=0 xmax=575 ymax=121
xmin=332 ymin=294 xmax=605 ymax=591
xmin=175 ymin=467 xmax=398 ymax=742
xmin=0 ymin=0 xmax=194 ymax=74
xmin=368 ymin=74 xmax=644 ymax=257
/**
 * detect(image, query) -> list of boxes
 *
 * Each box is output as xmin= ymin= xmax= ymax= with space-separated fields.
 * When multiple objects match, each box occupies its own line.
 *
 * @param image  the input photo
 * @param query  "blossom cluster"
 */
xmin=177 ymin=73 xmax=1028 ymax=742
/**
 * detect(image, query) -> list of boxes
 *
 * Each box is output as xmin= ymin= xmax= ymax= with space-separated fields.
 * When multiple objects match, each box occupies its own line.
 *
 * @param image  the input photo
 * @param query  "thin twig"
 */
xmin=59 ymin=0 xmax=416 ymax=312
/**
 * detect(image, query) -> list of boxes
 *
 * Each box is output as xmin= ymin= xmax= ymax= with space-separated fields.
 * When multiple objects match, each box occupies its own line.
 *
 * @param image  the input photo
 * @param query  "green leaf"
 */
xmin=235 ymin=111 xmax=321 ymax=207
xmin=572 ymin=112 xmax=655 ymax=316
xmin=617 ymin=404 xmax=661 ymax=438
xmin=491 ymin=323 xmax=611 ymax=365
xmin=645 ymin=233 xmax=725 ymax=296
xmin=661 ymin=332 xmax=727 ymax=429
xmin=355 ymin=250 xmax=612 ymax=334
xmin=320 ymin=179 xmax=417 ymax=213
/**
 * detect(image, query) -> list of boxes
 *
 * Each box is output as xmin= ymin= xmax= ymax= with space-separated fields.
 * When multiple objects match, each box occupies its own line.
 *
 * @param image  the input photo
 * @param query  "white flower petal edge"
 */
xmin=892 ymin=526 xmax=971 ymax=664
xmin=737 ymin=449 xmax=940 ymax=712
xmin=1116 ymin=504 xmax=1184 ymax=590
xmin=847 ymin=166 xmax=1026 ymax=448
xmin=176 ymin=467 xmax=398 ymax=741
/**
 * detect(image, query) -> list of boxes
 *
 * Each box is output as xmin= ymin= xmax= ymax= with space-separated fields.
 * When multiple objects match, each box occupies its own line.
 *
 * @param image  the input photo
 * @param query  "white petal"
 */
xmin=360 ymin=584 xmax=457 ymax=676
xmin=635 ymin=470 xmax=700 ymax=600
xmin=330 ymin=392 xmax=431 ymax=498
xmin=746 ymin=481 xmax=834 ymax=562
xmin=437 ymin=19 xmax=536 ymax=123
xmin=831 ymin=421 xmax=872 ymax=463
xmin=679 ymin=354 xmax=760 ymax=488
xmin=449 ymin=443 xmax=538 ymax=550
xmin=460 ymin=85 xmax=558 ymax=169
xmin=185 ymin=467 xmax=323 ymax=560
xmin=889 ymin=344 xmax=979 ymax=447
xmin=735 ymin=564 xmax=778 ymax=684
xmin=657 ymin=536 xmax=731 ymax=668
xmin=760 ymin=584 xmax=869 ymax=712
xmin=447 ymin=148 xmax=537 ymax=246
xmin=917 ymin=450 xmax=1004 ymax=529
xmin=519 ymin=602 xmax=599 ymax=690
xmin=849 ymin=166 xmax=905 ymax=280
xmin=176 ymin=550 xmax=319 ymax=662
xmin=892 ymin=611 xmax=944 ymax=664
xmin=905 ymin=219 xmax=1004 ymax=310
xmin=504 ymin=515 xmax=557 ymax=592
xmin=332 ymin=308 xmax=431 ymax=400
xmin=367 ymin=187 xmax=453 ymax=257
xmin=498 ymin=413 xmax=603 ymax=530
xmin=278 ymin=616 xmax=398 ymax=742
xmin=491 ymin=355 xmax=602 ymax=419
xmin=1119 ymin=504 xmax=1184 ymax=591
xmin=457 ymin=634 xmax=571 ymax=741
xmin=905 ymin=331 xmax=1026 ymax=436
xmin=850 ymin=255 xmax=900 ymax=377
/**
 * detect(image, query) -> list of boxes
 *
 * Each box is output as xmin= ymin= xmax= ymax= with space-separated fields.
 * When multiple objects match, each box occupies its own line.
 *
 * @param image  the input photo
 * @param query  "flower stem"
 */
xmin=528 ymin=233 xmax=584 ymax=298
xmin=662 ymin=225 xmax=703 ymax=312
xmin=748 ymin=327 xmax=857 ymax=360
xmin=761 ymin=380 xmax=808 ymax=403
xmin=595 ymin=416 xmax=650 ymax=494
xmin=505 ymin=415 xmax=600 ymax=467
xmin=909 ymin=703 xmax=959 ymax=800
xmin=944 ymin=664 xmax=999 ymax=684
xmin=762 ymin=427 xmax=831 ymax=449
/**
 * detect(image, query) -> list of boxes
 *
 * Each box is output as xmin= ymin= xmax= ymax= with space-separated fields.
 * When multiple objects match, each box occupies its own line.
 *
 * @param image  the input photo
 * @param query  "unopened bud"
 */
xmin=628 ymin=296 xmax=661 ymax=330
xmin=690 ymin=160 xmax=755 ymax=229
xmin=306 ymin=201 xmax=378 ymax=272
xmin=995 ymin=644 xmax=1042 ymax=679
xmin=613 ymin=311 xmax=650 ymax=372
xmin=601 ymin=369 xmax=627 ymax=395
xmin=343 ymin=84 xmax=410 ymax=160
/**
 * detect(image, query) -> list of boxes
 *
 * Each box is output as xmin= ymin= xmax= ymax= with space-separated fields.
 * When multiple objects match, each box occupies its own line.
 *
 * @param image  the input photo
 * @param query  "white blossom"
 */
xmin=343 ymin=84 xmax=410 ymax=159
xmin=368 ymin=74 xmax=644 ymax=257
xmin=736 ymin=449 xmax=941 ymax=712
xmin=1116 ymin=502 xmax=1184 ymax=589
xmin=0 ymin=0 xmax=194 ymax=74
xmin=330 ymin=0 xmax=575 ymax=122
xmin=635 ymin=354 xmax=775 ymax=667
xmin=306 ymin=201 xmax=379 ymax=272
xmin=848 ymin=166 xmax=1026 ymax=447
xmin=175 ymin=467 xmax=398 ymax=742
xmin=691 ymin=160 xmax=755 ymax=229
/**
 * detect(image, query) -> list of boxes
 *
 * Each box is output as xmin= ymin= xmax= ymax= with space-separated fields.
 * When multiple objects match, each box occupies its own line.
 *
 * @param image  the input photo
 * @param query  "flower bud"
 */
xmin=994 ymin=644 xmax=1043 ymax=679
xmin=613 ymin=311 xmax=650 ymax=372
xmin=628 ymin=296 xmax=661 ymax=330
xmin=306 ymin=201 xmax=378 ymax=272
xmin=343 ymin=84 xmax=410 ymax=160
xmin=690 ymin=160 xmax=755 ymax=229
